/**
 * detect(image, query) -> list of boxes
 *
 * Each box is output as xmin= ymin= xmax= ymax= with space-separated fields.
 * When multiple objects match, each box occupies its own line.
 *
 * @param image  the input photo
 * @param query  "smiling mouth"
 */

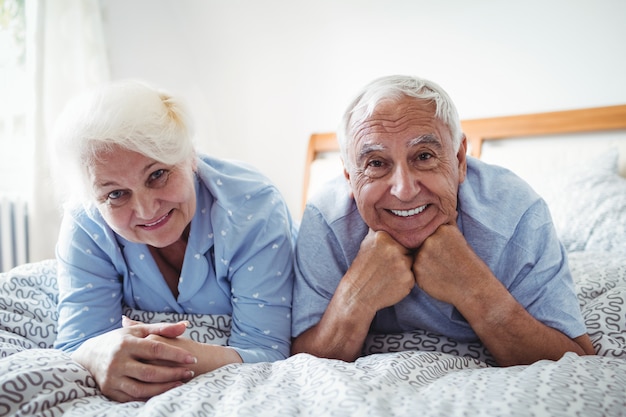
xmin=389 ymin=204 xmax=428 ymax=217
xmin=142 ymin=210 xmax=172 ymax=227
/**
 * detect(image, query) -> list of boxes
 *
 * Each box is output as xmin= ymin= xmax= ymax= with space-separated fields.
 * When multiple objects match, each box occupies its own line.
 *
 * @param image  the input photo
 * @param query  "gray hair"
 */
xmin=338 ymin=75 xmax=462 ymax=171
xmin=51 ymin=80 xmax=195 ymax=205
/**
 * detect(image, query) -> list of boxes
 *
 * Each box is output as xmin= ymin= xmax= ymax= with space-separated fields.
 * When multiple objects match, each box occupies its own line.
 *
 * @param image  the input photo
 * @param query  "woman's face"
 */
xmin=88 ymin=146 xmax=196 ymax=248
xmin=345 ymin=97 xmax=467 ymax=250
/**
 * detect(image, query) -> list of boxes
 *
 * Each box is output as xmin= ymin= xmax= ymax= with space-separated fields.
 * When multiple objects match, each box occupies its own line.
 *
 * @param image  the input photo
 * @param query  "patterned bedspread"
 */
xmin=1 ymin=253 xmax=625 ymax=416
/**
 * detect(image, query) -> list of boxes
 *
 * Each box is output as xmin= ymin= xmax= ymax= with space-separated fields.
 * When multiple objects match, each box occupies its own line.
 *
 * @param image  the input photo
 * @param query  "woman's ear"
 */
xmin=191 ymin=151 xmax=198 ymax=172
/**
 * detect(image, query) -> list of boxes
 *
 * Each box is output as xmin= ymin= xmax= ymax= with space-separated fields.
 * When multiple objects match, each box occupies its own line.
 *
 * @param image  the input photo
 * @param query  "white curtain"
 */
xmin=27 ymin=0 xmax=110 ymax=262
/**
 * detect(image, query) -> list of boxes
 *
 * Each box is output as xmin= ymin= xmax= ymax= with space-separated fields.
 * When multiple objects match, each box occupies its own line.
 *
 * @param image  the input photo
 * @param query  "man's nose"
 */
xmin=390 ymin=167 xmax=421 ymax=201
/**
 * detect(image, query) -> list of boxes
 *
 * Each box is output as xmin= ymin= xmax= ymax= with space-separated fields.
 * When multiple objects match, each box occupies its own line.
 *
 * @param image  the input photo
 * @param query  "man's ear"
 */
xmin=343 ymin=165 xmax=355 ymax=199
xmin=456 ymin=135 xmax=468 ymax=184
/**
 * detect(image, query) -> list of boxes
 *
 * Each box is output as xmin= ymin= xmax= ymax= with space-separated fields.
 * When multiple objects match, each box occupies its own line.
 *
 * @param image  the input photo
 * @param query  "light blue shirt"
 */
xmin=292 ymin=157 xmax=587 ymax=343
xmin=54 ymin=154 xmax=297 ymax=363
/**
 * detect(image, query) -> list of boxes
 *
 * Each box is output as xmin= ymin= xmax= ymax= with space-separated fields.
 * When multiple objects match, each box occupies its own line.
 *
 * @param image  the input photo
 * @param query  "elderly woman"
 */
xmin=51 ymin=80 xmax=296 ymax=402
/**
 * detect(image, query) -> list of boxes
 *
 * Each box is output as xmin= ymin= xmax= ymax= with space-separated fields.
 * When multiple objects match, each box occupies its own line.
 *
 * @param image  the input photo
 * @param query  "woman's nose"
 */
xmin=132 ymin=191 xmax=158 ymax=220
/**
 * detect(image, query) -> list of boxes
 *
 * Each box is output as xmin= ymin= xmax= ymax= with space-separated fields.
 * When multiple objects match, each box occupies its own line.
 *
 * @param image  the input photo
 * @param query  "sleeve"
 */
xmin=222 ymin=188 xmax=296 ymax=363
xmin=499 ymin=199 xmax=588 ymax=339
xmin=291 ymin=205 xmax=358 ymax=338
xmin=53 ymin=209 xmax=124 ymax=352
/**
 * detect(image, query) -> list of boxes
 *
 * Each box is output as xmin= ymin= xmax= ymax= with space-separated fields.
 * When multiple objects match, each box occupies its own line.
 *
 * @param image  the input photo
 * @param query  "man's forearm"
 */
xmin=458 ymin=279 xmax=591 ymax=366
xmin=291 ymin=282 xmax=375 ymax=361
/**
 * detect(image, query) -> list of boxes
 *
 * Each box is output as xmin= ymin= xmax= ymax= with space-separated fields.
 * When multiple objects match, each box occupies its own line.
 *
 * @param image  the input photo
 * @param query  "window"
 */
xmin=0 ymin=0 xmax=31 ymax=198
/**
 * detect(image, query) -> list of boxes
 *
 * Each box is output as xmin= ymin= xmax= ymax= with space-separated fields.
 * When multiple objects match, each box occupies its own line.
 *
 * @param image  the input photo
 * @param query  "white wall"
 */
xmin=99 ymin=0 xmax=626 ymax=217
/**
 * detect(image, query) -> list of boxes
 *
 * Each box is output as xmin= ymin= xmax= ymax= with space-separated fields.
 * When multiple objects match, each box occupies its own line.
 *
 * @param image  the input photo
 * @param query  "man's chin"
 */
xmin=389 ymin=232 xmax=428 ymax=251
xmin=388 ymin=221 xmax=445 ymax=250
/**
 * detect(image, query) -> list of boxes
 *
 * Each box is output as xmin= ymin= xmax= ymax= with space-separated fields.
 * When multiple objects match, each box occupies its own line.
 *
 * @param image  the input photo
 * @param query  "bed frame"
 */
xmin=302 ymin=104 xmax=626 ymax=210
xmin=462 ymin=104 xmax=626 ymax=158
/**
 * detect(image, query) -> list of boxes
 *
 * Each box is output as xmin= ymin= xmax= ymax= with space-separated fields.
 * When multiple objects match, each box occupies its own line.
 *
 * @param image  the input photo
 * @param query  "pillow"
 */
xmin=544 ymin=148 xmax=626 ymax=253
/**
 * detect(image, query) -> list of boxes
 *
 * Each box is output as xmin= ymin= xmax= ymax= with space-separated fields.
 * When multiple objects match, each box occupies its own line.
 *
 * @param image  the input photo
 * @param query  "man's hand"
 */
xmin=412 ymin=223 xmax=594 ymax=365
xmin=291 ymin=229 xmax=414 ymax=361
xmin=347 ymin=229 xmax=417 ymax=312
xmin=412 ymin=223 xmax=492 ymax=305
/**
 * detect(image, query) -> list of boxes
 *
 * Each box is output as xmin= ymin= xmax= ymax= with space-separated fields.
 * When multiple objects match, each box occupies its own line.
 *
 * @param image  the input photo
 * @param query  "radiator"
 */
xmin=0 ymin=196 xmax=30 ymax=272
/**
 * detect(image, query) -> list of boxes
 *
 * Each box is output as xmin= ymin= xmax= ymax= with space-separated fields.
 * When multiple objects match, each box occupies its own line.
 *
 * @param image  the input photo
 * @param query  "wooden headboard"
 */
xmin=462 ymin=104 xmax=626 ymax=158
xmin=302 ymin=104 xmax=626 ymax=210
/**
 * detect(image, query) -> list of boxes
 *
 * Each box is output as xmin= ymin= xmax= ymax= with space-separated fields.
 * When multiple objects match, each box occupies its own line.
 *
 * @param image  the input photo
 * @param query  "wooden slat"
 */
xmin=302 ymin=132 xmax=338 ymax=210
xmin=461 ymin=104 xmax=626 ymax=158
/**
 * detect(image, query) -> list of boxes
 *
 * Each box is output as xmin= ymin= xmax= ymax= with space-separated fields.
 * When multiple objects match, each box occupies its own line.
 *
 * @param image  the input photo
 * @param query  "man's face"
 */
xmin=344 ymin=97 xmax=467 ymax=250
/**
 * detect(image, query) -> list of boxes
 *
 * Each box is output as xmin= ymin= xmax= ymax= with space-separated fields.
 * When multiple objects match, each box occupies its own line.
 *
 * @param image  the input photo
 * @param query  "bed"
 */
xmin=2 ymin=105 xmax=626 ymax=416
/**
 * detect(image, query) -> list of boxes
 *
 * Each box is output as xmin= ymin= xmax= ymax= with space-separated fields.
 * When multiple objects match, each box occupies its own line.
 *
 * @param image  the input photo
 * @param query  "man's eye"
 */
xmin=363 ymin=159 xmax=389 ymax=178
xmin=368 ymin=160 xmax=384 ymax=168
xmin=418 ymin=153 xmax=432 ymax=161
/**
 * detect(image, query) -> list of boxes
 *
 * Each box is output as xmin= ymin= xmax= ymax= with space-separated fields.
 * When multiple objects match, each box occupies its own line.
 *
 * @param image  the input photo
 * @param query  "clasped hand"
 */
xmin=70 ymin=318 xmax=197 ymax=403
xmin=354 ymin=223 xmax=488 ymax=313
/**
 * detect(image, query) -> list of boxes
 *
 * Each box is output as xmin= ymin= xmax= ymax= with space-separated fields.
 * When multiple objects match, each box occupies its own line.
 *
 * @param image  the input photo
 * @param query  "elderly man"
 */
xmin=291 ymin=75 xmax=594 ymax=366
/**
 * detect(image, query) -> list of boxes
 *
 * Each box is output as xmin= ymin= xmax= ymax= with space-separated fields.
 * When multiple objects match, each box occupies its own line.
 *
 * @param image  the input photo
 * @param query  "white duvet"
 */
xmin=1 ymin=253 xmax=625 ymax=417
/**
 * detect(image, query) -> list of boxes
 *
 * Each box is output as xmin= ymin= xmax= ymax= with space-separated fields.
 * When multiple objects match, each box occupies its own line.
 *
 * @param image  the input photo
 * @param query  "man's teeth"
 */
xmin=390 ymin=205 xmax=427 ymax=217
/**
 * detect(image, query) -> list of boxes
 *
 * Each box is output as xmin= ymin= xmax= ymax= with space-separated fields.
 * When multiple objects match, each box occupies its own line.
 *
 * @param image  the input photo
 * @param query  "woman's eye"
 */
xmin=150 ymin=169 xmax=165 ymax=181
xmin=148 ymin=169 xmax=169 ymax=186
xmin=105 ymin=190 xmax=129 ymax=206
xmin=108 ymin=190 xmax=124 ymax=200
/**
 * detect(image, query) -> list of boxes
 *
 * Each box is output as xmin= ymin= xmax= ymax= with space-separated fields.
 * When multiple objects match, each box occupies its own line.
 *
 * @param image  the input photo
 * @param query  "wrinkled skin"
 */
xmin=292 ymin=97 xmax=594 ymax=365
xmin=345 ymin=98 xmax=465 ymax=250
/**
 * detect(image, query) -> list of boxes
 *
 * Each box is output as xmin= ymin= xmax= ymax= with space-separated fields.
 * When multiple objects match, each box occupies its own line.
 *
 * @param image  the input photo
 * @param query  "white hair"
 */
xmin=51 ymin=80 xmax=195 ymax=205
xmin=338 ymin=75 xmax=462 ymax=170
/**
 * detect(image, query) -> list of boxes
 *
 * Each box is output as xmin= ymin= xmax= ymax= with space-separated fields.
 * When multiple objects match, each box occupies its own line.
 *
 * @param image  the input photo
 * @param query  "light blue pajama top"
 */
xmin=54 ymin=154 xmax=296 ymax=363
xmin=292 ymin=157 xmax=587 ymax=343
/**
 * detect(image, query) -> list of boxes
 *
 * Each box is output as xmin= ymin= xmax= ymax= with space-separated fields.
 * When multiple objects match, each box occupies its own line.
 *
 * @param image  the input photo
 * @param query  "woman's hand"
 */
xmin=122 ymin=317 xmax=244 ymax=388
xmin=71 ymin=320 xmax=197 ymax=403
